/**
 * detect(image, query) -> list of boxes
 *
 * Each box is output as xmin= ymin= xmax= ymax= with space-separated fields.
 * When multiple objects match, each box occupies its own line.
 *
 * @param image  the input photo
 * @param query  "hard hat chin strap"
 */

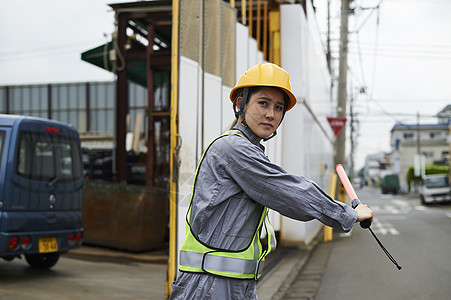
xmin=234 ymin=87 xmax=249 ymax=128
xmin=262 ymin=130 xmax=277 ymax=141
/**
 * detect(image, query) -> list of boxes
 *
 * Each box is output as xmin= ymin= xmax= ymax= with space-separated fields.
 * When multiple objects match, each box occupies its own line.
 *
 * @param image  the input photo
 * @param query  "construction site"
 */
xmin=0 ymin=1 xmax=345 ymax=297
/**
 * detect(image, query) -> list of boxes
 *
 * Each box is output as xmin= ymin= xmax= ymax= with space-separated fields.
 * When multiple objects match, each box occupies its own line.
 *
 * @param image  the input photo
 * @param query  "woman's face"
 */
xmin=237 ymin=87 xmax=285 ymax=139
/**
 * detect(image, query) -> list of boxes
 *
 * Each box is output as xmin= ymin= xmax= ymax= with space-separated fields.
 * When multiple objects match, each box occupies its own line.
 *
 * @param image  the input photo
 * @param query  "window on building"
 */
xmin=423 ymin=151 xmax=434 ymax=158
xmin=403 ymin=132 xmax=414 ymax=139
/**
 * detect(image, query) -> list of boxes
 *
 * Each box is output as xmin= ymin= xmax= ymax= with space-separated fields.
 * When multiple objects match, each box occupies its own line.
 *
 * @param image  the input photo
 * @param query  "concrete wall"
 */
xmin=176 ymin=3 xmax=334 ymax=253
xmin=279 ymin=3 xmax=334 ymax=246
xmin=176 ymin=22 xmax=269 ymax=254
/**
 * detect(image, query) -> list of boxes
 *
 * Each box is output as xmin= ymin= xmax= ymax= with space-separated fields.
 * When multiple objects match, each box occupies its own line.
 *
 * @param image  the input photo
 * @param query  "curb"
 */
xmin=257 ymin=247 xmax=313 ymax=300
xmin=64 ymin=245 xmax=168 ymax=265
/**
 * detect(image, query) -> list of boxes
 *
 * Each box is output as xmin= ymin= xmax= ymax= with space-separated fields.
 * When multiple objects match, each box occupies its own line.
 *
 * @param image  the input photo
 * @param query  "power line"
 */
xmin=0 ymin=39 xmax=104 ymax=56
xmin=366 ymin=98 xmax=451 ymax=103
xmin=348 ymin=40 xmax=451 ymax=59
xmin=349 ymin=50 xmax=451 ymax=60
xmin=350 ymin=41 xmax=451 ymax=50
xmin=355 ymin=112 xmax=437 ymax=118
xmin=0 ymin=40 xmax=105 ymax=62
xmin=353 ymin=0 xmax=385 ymax=33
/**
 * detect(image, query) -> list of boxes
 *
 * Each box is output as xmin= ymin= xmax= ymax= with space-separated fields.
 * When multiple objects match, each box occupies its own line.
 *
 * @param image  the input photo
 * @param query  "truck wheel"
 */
xmin=25 ymin=253 xmax=60 ymax=269
xmin=420 ymin=195 xmax=426 ymax=205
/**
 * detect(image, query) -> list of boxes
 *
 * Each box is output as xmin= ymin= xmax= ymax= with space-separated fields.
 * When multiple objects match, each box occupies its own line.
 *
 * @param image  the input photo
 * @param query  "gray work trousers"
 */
xmin=169 ymin=271 xmax=257 ymax=300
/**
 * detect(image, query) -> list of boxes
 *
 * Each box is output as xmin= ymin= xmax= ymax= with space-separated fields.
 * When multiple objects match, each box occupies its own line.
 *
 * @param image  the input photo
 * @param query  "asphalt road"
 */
xmin=288 ymin=186 xmax=451 ymax=300
xmin=2 ymin=186 xmax=449 ymax=300
xmin=0 ymin=251 xmax=167 ymax=299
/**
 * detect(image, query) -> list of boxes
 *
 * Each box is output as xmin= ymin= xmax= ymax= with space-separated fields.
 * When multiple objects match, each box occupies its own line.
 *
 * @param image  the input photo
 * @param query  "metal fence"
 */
xmin=180 ymin=0 xmax=236 ymax=86
xmin=0 ymin=78 xmax=170 ymax=136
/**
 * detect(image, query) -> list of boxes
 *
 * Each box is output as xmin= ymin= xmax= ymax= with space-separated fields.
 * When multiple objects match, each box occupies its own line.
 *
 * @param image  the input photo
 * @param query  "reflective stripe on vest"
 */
xmin=179 ymin=130 xmax=277 ymax=280
xmin=179 ymin=250 xmax=265 ymax=277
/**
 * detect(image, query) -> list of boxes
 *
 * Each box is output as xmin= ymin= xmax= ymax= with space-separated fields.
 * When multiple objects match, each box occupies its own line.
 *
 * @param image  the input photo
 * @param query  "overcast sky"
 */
xmin=314 ymin=0 xmax=451 ymax=169
xmin=0 ymin=0 xmax=124 ymax=84
xmin=1 ymin=0 xmax=450 ymax=170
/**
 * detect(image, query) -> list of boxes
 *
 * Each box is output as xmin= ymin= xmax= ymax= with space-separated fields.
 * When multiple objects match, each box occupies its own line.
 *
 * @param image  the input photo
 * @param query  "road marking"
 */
xmin=446 ymin=212 xmax=451 ymax=218
xmin=384 ymin=205 xmax=401 ymax=214
xmin=414 ymin=206 xmax=428 ymax=211
xmin=372 ymin=227 xmax=400 ymax=235
xmin=393 ymin=199 xmax=409 ymax=207
xmin=370 ymin=205 xmax=381 ymax=211
xmin=377 ymin=216 xmax=406 ymax=220
xmin=371 ymin=218 xmax=400 ymax=236
xmin=371 ymin=203 xmax=414 ymax=215
xmin=338 ymin=207 xmax=407 ymax=238
xmin=338 ymin=216 xmax=401 ymax=238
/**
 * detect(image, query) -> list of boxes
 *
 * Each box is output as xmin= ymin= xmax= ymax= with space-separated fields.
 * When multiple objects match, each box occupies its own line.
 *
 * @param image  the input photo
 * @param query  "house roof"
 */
xmin=391 ymin=120 xmax=450 ymax=132
xmin=437 ymin=104 xmax=451 ymax=117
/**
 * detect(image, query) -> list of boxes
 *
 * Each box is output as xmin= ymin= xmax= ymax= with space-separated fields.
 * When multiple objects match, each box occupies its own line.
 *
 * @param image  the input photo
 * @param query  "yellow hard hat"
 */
xmin=229 ymin=63 xmax=297 ymax=111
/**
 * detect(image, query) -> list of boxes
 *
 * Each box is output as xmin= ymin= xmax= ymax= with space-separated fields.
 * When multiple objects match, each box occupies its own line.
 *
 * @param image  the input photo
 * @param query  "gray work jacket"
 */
xmin=170 ymin=123 xmax=358 ymax=300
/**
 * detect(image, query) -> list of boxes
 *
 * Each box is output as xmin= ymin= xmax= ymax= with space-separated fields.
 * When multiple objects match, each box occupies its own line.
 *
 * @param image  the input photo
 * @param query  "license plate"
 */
xmin=38 ymin=237 xmax=58 ymax=253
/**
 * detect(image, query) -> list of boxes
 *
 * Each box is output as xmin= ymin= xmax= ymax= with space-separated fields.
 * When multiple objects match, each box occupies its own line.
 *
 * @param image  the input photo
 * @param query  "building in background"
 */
xmin=364 ymin=152 xmax=391 ymax=186
xmin=390 ymin=106 xmax=450 ymax=191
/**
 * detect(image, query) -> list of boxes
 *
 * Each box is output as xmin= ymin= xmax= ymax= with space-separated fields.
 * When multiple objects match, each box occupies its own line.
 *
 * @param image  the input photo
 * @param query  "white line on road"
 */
xmin=392 ymin=199 xmax=409 ymax=206
xmin=377 ymin=216 xmax=406 ymax=220
xmin=370 ymin=205 xmax=381 ymax=211
xmin=414 ymin=206 xmax=428 ymax=211
xmin=370 ymin=218 xmax=400 ymax=236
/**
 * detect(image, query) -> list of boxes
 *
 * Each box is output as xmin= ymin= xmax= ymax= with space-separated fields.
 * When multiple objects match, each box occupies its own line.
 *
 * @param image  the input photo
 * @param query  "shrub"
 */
xmin=406 ymin=164 xmax=449 ymax=191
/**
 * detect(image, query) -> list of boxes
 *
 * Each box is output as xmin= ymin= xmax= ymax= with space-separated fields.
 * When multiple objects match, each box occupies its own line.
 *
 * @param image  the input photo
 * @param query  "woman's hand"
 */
xmin=355 ymin=204 xmax=373 ymax=223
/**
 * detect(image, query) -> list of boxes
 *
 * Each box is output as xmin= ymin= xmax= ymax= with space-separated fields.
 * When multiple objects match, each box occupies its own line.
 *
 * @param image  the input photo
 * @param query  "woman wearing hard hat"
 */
xmin=170 ymin=63 xmax=373 ymax=300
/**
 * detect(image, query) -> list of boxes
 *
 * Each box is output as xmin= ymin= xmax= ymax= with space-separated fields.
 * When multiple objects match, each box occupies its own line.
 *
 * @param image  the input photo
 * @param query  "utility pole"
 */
xmin=326 ymin=0 xmax=332 ymax=73
xmin=416 ymin=111 xmax=421 ymax=155
xmin=335 ymin=0 xmax=351 ymax=168
xmin=327 ymin=0 xmax=334 ymax=110
xmin=415 ymin=111 xmax=424 ymax=178
xmin=349 ymin=89 xmax=355 ymax=179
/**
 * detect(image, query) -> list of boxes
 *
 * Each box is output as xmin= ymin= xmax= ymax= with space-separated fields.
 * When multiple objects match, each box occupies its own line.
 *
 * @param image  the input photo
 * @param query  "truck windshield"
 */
xmin=16 ymin=131 xmax=82 ymax=181
xmin=425 ymin=176 xmax=449 ymax=188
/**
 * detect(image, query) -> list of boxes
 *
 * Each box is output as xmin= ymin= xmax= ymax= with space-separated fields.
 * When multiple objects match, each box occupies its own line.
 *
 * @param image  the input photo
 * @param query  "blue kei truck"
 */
xmin=0 ymin=114 xmax=83 ymax=269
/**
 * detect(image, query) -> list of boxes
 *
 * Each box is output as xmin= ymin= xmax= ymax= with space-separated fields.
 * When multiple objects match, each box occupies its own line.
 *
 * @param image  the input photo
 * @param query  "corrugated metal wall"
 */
xmin=180 ymin=0 xmax=235 ymax=85
xmin=0 ymin=81 xmax=162 ymax=136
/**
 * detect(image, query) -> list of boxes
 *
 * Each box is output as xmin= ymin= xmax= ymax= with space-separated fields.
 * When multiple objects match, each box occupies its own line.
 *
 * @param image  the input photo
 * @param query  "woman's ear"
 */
xmin=235 ymin=96 xmax=242 ymax=109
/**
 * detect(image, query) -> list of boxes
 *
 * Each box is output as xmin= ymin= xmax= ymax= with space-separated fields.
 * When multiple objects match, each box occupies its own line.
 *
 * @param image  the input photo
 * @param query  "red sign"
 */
xmin=327 ymin=117 xmax=347 ymax=137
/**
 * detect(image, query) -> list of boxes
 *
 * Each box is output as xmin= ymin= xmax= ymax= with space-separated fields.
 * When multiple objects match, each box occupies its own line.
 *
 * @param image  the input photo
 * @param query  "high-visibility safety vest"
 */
xmin=179 ymin=130 xmax=277 ymax=280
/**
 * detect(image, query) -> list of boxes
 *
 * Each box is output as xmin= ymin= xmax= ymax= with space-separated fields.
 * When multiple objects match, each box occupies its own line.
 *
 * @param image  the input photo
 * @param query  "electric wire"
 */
xmin=351 ymin=41 xmax=451 ymax=51
xmin=347 ymin=1 xmax=450 ymax=127
xmin=348 ymin=51 xmax=451 ymax=60
xmin=0 ymin=0 xmax=116 ymax=63
xmin=354 ymin=0 xmax=385 ymax=33
xmin=0 ymin=40 xmax=102 ymax=56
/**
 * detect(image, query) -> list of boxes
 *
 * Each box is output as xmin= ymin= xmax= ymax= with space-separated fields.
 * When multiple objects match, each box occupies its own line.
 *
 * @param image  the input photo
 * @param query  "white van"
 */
xmin=420 ymin=174 xmax=451 ymax=204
